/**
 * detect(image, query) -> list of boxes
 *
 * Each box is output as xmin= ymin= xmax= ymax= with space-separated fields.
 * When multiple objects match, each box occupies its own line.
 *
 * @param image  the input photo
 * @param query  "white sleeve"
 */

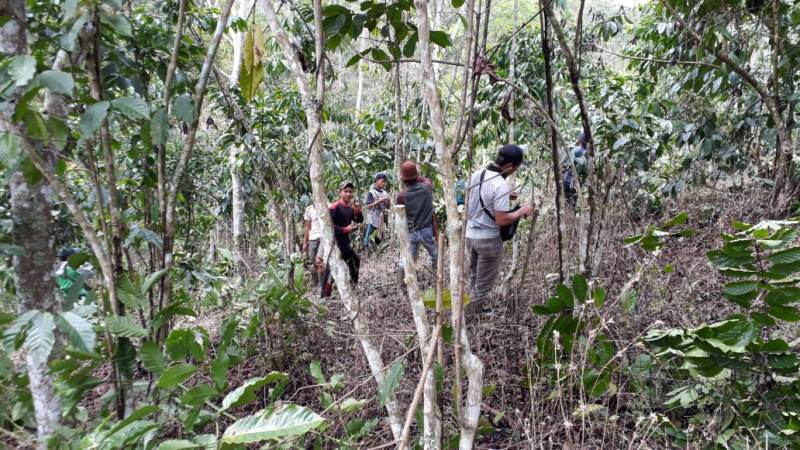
xmin=493 ymin=181 xmax=511 ymax=213
xmin=303 ymin=207 xmax=311 ymax=221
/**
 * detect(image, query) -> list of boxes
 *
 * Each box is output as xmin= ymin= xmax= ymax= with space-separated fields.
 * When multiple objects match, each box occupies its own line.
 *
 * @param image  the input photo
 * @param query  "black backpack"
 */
xmin=478 ymin=170 xmax=520 ymax=241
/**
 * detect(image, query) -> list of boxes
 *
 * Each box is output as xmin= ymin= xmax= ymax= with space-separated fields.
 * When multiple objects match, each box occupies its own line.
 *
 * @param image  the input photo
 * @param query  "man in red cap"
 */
xmin=397 ymin=161 xmax=437 ymax=269
xmin=321 ymin=181 xmax=363 ymax=296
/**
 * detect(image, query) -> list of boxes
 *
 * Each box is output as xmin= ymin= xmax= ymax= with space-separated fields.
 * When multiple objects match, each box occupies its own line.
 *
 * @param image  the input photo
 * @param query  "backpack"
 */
xmin=478 ymin=170 xmax=520 ymax=241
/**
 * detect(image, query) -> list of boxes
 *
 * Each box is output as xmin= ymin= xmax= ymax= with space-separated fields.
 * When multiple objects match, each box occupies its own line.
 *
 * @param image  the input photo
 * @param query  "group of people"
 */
xmin=302 ymin=144 xmax=537 ymax=316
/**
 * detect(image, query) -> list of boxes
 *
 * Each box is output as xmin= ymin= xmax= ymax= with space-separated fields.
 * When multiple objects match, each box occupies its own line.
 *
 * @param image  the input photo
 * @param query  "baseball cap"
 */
xmin=338 ymin=180 xmax=354 ymax=191
xmin=496 ymin=144 xmax=525 ymax=166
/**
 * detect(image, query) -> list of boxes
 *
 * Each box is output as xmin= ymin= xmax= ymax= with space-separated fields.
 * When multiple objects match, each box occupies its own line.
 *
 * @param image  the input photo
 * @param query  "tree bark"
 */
xmin=393 ymin=206 xmax=441 ymax=449
xmin=412 ymin=0 xmax=485 ymax=447
xmin=0 ymin=0 xmax=60 ymax=443
xmin=262 ymin=0 xmax=405 ymax=438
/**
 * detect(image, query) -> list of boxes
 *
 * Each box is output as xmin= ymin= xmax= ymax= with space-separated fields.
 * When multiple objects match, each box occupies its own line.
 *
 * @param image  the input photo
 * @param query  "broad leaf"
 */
xmin=429 ymin=31 xmax=451 ymax=47
xmin=8 ymin=55 xmax=36 ymax=86
xmin=379 ymin=361 xmax=404 ymax=407
xmin=172 ymin=95 xmax=195 ymax=123
xmin=151 ymin=107 xmax=169 ymax=146
xmin=181 ymin=384 xmax=217 ymax=407
xmin=157 ymin=440 xmax=199 ymax=450
xmin=310 ymin=361 xmax=325 ymax=385
xmin=239 ymin=27 xmax=266 ymax=101
xmin=117 ymin=273 xmax=144 ymax=310
xmin=221 ymin=372 xmax=288 ymax=411
xmin=80 ymin=101 xmax=110 ymax=136
xmin=142 ymin=268 xmax=168 ymax=294
xmin=37 ymin=70 xmax=74 ymax=95
xmin=157 ymin=363 xmax=197 ymax=389
xmin=221 ymin=404 xmax=325 ymax=444
xmin=106 ymin=315 xmax=147 ymax=338
xmin=139 ymin=341 xmax=166 ymax=374
xmin=24 ymin=311 xmax=55 ymax=363
xmin=572 ymin=274 xmax=588 ymax=303
xmin=55 ymin=311 xmax=95 ymax=352
xmin=112 ymin=96 xmax=150 ymax=120
xmin=99 ymin=12 xmax=133 ymax=37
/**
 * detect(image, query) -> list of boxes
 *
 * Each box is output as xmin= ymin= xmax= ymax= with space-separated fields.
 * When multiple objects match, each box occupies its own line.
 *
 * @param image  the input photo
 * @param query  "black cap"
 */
xmin=375 ymin=172 xmax=388 ymax=182
xmin=496 ymin=144 xmax=525 ymax=166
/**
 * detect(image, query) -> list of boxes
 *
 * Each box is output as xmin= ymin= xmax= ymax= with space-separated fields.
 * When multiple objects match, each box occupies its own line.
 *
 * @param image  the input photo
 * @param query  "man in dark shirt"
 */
xmin=327 ymin=181 xmax=363 ymax=287
xmin=396 ymin=161 xmax=437 ymax=269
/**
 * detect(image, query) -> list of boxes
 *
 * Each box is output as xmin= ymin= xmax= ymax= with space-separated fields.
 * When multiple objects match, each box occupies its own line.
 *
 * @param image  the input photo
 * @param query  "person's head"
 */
xmin=494 ymin=145 xmax=525 ymax=175
xmin=577 ymin=131 xmax=587 ymax=147
xmin=58 ymin=247 xmax=79 ymax=262
xmin=374 ymin=172 xmax=388 ymax=189
xmin=400 ymin=161 xmax=420 ymax=185
xmin=338 ymin=181 xmax=355 ymax=203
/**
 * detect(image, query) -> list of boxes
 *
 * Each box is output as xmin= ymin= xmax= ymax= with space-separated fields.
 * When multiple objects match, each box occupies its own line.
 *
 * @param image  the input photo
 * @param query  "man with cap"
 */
xmin=465 ymin=145 xmax=534 ymax=315
xmin=563 ymin=131 xmax=588 ymax=207
xmin=363 ymin=172 xmax=390 ymax=249
xmin=326 ymin=181 xmax=363 ymax=289
xmin=396 ymin=161 xmax=437 ymax=269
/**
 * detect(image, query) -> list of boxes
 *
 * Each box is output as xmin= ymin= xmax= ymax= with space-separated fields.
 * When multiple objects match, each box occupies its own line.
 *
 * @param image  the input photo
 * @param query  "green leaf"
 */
xmin=221 ymin=373 xmax=288 ymax=411
xmin=180 ymin=384 xmax=217 ymax=407
xmin=142 ymin=268 xmax=168 ymax=295
xmin=723 ymin=281 xmax=759 ymax=296
xmin=452 ymin=0 xmax=465 ymax=7
xmin=151 ymin=107 xmax=169 ymax=146
xmin=139 ymin=341 xmax=166 ymax=374
xmin=370 ymin=48 xmax=391 ymax=70
xmin=37 ymin=70 xmax=74 ymax=95
xmin=338 ymin=397 xmax=366 ymax=413
xmin=24 ymin=312 xmax=55 ymax=363
xmin=429 ymin=30 xmax=451 ymax=47
xmin=211 ymin=353 xmax=229 ymax=390
xmin=157 ymin=440 xmax=199 ymax=450
xmin=556 ymin=284 xmax=573 ymax=308
xmin=105 ymin=405 xmax=159 ymax=440
xmin=80 ymin=101 xmax=110 ymax=136
xmin=99 ymin=12 xmax=133 ymax=37
xmin=55 ymin=311 xmax=95 ymax=352
xmin=310 ymin=361 xmax=325 ymax=385
xmin=111 ymin=96 xmax=149 ymax=120
xmin=157 ymin=363 xmax=197 ymax=389
xmin=593 ymin=286 xmax=606 ymax=308
xmin=8 ymin=55 xmax=36 ymax=86
xmin=621 ymin=288 xmax=637 ymax=314
xmin=60 ymin=16 xmax=87 ymax=52
xmin=768 ymin=246 xmax=800 ymax=265
xmin=345 ymin=54 xmax=362 ymax=68
xmin=239 ymin=27 xmax=266 ymax=101
xmin=221 ymin=404 xmax=326 ymax=444
xmin=106 ymin=315 xmax=147 ymax=338
xmin=768 ymin=305 xmax=800 ymax=322
xmin=379 ymin=361 xmax=404 ymax=407
xmin=117 ymin=273 xmax=144 ymax=310
xmin=172 ymin=95 xmax=195 ymax=123
xmin=572 ymin=274 xmax=588 ymax=303
xmin=662 ymin=212 xmax=688 ymax=229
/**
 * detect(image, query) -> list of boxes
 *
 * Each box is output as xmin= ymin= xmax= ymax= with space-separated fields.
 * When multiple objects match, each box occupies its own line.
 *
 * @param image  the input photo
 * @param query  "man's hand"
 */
xmin=517 ymin=203 xmax=534 ymax=218
xmin=302 ymin=241 xmax=309 ymax=252
xmin=345 ymin=224 xmax=360 ymax=234
xmin=509 ymin=191 xmax=519 ymax=201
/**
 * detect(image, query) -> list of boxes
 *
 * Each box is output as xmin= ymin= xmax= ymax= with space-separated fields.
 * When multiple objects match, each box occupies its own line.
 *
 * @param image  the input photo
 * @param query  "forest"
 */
xmin=0 ymin=0 xmax=798 ymax=448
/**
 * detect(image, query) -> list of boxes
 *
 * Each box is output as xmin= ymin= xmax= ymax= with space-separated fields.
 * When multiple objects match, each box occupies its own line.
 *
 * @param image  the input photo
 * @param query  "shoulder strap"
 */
xmin=478 ymin=170 xmax=495 ymax=221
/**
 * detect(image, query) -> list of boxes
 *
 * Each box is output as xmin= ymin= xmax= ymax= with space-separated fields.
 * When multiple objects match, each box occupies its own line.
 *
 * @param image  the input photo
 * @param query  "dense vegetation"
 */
xmin=0 ymin=0 xmax=798 ymax=448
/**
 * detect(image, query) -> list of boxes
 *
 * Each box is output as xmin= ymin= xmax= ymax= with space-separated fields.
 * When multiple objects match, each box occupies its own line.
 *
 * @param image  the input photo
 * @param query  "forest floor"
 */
xmin=189 ymin=186 xmax=796 ymax=449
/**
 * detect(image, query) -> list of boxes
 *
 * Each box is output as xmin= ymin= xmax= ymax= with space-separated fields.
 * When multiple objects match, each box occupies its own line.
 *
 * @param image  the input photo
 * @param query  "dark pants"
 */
xmin=321 ymin=238 xmax=361 ymax=297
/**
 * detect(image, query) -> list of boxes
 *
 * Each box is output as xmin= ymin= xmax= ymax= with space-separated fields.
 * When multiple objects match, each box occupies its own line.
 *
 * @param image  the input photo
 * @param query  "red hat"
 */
xmin=400 ymin=161 xmax=419 ymax=181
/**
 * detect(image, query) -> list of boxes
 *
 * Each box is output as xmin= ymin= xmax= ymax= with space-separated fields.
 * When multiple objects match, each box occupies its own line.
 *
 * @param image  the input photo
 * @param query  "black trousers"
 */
xmin=320 ymin=238 xmax=361 ymax=296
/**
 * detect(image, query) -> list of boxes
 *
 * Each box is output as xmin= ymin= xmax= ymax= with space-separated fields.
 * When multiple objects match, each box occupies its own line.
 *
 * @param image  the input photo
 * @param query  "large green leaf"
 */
xmin=221 ymin=404 xmax=325 ymax=444
xmin=239 ymin=28 xmax=266 ymax=101
xmin=181 ymin=383 xmax=217 ymax=407
xmin=99 ymin=11 xmax=133 ymax=37
xmin=142 ymin=268 xmax=168 ymax=294
xmin=151 ymin=107 xmax=169 ymax=146
xmin=429 ymin=30 xmax=452 ymax=47
xmin=24 ymin=311 xmax=55 ymax=363
xmin=310 ymin=361 xmax=325 ymax=385
xmin=117 ymin=273 xmax=145 ymax=310
xmin=572 ymin=274 xmax=588 ymax=303
xmin=111 ymin=96 xmax=150 ymax=120
xmin=106 ymin=315 xmax=147 ymax=338
xmin=80 ymin=101 xmax=110 ymax=136
xmin=379 ymin=361 xmax=404 ymax=407
xmin=55 ymin=311 xmax=95 ymax=352
xmin=8 ymin=55 xmax=36 ymax=86
xmin=139 ymin=341 xmax=166 ymax=374
xmin=172 ymin=95 xmax=195 ymax=123
xmin=37 ymin=70 xmax=74 ymax=95
xmin=221 ymin=372 xmax=288 ymax=411
xmin=157 ymin=363 xmax=197 ymax=388
xmin=157 ymin=440 xmax=199 ymax=450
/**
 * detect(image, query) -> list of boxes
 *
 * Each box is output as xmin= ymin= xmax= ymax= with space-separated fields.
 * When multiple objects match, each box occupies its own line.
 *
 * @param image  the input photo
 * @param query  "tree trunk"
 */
xmin=394 ymin=206 xmax=441 ymax=449
xmin=262 ymin=0 xmax=405 ymax=438
xmin=0 ymin=0 xmax=60 ymax=443
xmin=230 ymin=143 xmax=245 ymax=273
xmin=413 ymin=0 xmax=485 ymax=447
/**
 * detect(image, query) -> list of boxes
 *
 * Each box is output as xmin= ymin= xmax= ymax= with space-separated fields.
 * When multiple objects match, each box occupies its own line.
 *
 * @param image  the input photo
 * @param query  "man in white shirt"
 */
xmin=303 ymin=202 xmax=324 ymax=282
xmin=465 ymin=145 xmax=534 ymax=315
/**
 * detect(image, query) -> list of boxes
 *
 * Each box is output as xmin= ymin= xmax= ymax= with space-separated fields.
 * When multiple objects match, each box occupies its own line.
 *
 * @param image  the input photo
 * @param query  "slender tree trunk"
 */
xmin=540 ymin=0 xmax=564 ymax=283
xmin=413 ymin=0 xmax=485 ymax=447
xmin=0 ymin=1 xmax=60 ymax=443
xmin=356 ymin=30 xmax=367 ymax=113
xmin=262 ymin=0 xmax=405 ymax=438
xmin=394 ymin=206 xmax=441 ymax=449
